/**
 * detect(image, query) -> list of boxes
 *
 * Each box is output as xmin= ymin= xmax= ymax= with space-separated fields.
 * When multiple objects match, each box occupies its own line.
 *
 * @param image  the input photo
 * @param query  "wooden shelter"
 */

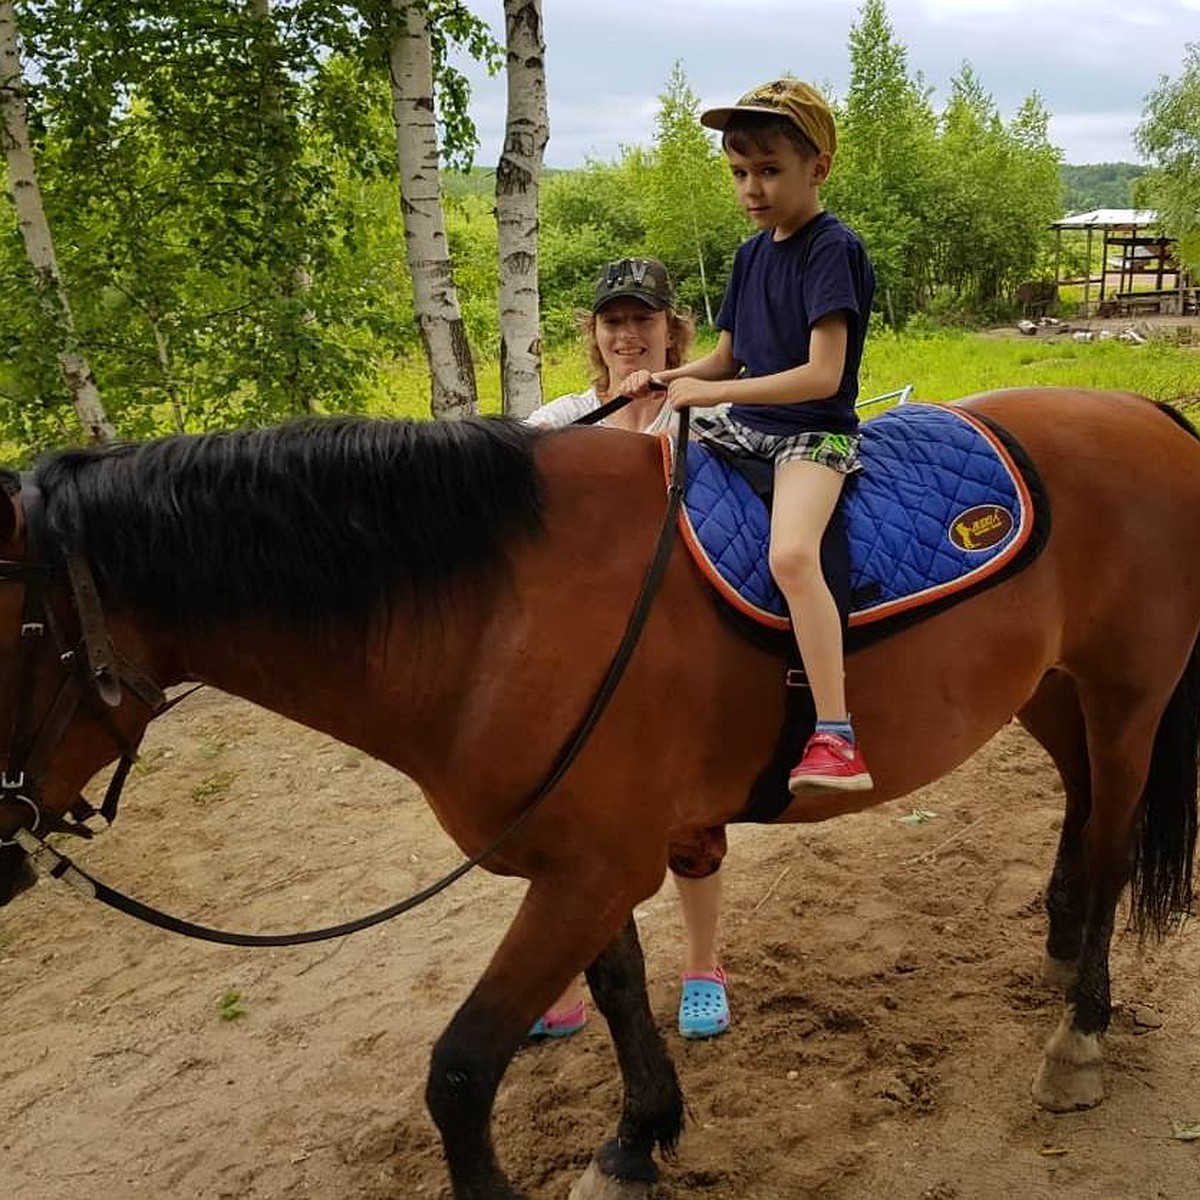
xmin=1051 ymin=209 xmax=1195 ymax=317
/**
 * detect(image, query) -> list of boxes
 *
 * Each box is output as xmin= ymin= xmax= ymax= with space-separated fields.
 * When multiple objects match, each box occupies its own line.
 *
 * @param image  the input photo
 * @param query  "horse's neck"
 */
xmin=155 ymin=616 xmax=463 ymax=789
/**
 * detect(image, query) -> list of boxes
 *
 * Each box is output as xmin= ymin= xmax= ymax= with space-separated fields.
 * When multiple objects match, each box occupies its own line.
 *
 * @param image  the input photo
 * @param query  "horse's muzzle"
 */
xmin=0 ymin=844 xmax=37 ymax=905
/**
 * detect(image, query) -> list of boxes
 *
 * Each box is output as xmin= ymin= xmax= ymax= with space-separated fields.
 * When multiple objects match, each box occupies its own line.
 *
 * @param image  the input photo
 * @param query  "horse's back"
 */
xmin=957 ymin=387 xmax=1200 ymax=483
xmin=955 ymin=386 xmax=1200 ymax=674
xmin=957 ymin=389 xmax=1200 ymax=564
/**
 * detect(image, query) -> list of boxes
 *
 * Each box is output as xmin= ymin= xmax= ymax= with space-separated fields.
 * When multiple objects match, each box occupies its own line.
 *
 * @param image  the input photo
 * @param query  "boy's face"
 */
xmin=726 ymin=133 xmax=831 ymax=241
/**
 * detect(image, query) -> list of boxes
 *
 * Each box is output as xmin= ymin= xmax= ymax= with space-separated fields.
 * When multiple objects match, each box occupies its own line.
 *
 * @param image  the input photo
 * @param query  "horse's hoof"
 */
xmin=568 ymin=1161 xmax=653 ymax=1200
xmin=1031 ymin=1012 xmax=1105 ymax=1111
xmin=1040 ymin=953 xmax=1079 ymax=993
xmin=1032 ymin=1056 xmax=1105 ymax=1111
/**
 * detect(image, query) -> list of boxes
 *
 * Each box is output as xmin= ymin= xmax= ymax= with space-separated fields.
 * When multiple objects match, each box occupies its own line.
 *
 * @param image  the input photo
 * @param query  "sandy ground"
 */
xmin=1 ymin=688 xmax=1198 ymax=1200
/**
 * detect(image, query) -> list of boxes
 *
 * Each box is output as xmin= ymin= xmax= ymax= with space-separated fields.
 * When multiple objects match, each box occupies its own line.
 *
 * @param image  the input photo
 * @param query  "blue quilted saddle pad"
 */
xmin=672 ymin=402 xmax=1038 ymax=631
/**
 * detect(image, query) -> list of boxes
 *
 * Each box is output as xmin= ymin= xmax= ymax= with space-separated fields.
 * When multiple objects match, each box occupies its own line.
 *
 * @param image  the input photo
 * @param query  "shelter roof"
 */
xmin=1052 ymin=208 xmax=1160 ymax=230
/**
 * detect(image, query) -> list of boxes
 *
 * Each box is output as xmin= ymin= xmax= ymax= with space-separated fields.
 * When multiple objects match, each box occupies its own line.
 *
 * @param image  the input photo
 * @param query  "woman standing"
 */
xmin=526 ymin=257 xmax=731 ymax=1041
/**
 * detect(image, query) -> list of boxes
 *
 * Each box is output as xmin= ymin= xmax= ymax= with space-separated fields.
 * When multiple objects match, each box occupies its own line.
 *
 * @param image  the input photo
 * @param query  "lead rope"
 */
xmin=17 ymin=408 xmax=692 ymax=946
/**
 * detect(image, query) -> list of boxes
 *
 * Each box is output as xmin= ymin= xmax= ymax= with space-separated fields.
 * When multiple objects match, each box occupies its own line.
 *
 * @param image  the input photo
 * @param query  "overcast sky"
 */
xmin=453 ymin=0 xmax=1198 ymax=168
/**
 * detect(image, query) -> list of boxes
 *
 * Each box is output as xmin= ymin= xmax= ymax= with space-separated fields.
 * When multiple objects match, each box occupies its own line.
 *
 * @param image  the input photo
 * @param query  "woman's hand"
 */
xmin=615 ymin=369 xmax=660 ymax=398
xmin=668 ymin=377 xmax=723 ymax=410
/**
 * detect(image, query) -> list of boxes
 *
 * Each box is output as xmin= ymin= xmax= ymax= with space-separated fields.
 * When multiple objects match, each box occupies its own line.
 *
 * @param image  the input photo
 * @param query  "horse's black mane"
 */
xmin=14 ymin=416 xmax=545 ymax=627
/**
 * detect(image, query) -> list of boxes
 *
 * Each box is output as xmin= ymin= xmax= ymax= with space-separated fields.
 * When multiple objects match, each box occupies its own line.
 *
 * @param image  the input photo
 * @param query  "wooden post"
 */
xmin=1082 ymin=227 xmax=1093 ymax=317
xmin=1099 ymin=228 xmax=1110 ymax=303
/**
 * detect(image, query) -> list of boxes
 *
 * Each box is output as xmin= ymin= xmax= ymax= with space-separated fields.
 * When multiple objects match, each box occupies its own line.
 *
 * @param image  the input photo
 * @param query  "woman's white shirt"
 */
xmin=524 ymin=387 xmax=678 ymax=435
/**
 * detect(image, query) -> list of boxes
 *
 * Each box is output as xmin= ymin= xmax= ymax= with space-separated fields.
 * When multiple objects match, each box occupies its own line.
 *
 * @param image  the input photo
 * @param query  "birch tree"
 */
xmin=387 ymin=0 xmax=477 ymax=420
xmin=0 ymin=0 xmax=115 ymax=442
xmin=496 ymin=0 xmax=546 ymax=418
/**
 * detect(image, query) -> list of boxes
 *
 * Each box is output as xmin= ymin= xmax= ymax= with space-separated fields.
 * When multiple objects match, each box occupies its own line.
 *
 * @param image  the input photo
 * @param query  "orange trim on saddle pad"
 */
xmin=659 ymin=403 xmax=1037 ymax=634
xmin=658 ymin=434 xmax=792 ymax=632
xmin=848 ymin=405 xmax=1036 ymax=627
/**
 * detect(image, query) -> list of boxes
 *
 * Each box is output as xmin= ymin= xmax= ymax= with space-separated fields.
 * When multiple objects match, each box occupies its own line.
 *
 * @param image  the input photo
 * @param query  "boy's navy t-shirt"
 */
xmin=716 ymin=211 xmax=875 ymax=435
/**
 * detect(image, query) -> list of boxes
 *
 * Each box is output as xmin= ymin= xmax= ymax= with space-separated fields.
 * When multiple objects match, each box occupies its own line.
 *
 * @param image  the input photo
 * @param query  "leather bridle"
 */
xmin=0 ymin=475 xmax=168 ymax=849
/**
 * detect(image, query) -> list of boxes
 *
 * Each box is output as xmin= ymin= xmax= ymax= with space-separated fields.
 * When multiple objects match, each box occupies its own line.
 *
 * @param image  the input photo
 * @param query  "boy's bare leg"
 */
xmin=769 ymin=459 xmax=848 ymax=720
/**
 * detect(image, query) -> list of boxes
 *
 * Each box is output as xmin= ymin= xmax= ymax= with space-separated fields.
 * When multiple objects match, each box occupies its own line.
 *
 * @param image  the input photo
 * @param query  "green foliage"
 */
xmin=538 ymin=160 xmax=648 ymax=341
xmin=825 ymin=0 xmax=939 ymax=325
xmin=1060 ymin=163 xmax=1147 ymax=212
xmin=191 ymin=772 xmax=234 ymax=803
xmin=642 ymin=62 xmax=743 ymax=324
xmin=425 ymin=0 xmax=504 ymax=170
xmin=0 ymin=0 xmax=500 ymax=450
xmin=2 ymin=0 xmax=1187 ymax=457
xmin=823 ymin=1 xmax=1062 ymax=327
xmin=446 ymin=192 xmax=500 ymax=356
xmin=1135 ymin=43 xmax=1200 ymax=276
xmin=3 ymin=3 xmax=389 ymax=443
xmin=922 ymin=66 xmax=1062 ymax=318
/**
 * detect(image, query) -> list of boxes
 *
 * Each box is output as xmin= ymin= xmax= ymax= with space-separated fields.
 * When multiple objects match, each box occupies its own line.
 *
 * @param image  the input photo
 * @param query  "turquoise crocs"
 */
xmin=678 ymin=966 xmax=730 ymax=1039
xmin=529 ymin=999 xmax=587 ymax=1040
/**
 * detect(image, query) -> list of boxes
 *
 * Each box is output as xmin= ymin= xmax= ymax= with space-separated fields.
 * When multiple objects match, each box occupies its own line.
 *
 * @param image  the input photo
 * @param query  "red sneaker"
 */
xmin=788 ymin=732 xmax=874 ymax=793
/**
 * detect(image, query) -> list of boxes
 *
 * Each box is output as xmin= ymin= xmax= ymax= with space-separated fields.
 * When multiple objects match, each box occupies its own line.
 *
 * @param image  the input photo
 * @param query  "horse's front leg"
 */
xmin=425 ymin=876 xmax=633 ymax=1200
xmin=570 ymin=918 xmax=684 ymax=1200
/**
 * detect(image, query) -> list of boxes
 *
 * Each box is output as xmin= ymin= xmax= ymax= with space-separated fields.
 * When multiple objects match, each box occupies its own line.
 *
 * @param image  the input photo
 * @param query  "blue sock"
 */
xmin=815 ymin=719 xmax=855 ymax=744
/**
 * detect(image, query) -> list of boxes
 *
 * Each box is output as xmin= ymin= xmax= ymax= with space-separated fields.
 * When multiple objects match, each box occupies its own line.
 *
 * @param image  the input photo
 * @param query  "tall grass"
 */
xmin=368 ymin=328 xmax=1200 ymax=419
xmin=861 ymin=329 xmax=1200 ymax=406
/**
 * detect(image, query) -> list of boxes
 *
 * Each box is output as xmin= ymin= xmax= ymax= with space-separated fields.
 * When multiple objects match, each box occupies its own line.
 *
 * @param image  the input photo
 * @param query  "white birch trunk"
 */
xmin=387 ymin=0 xmax=477 ymax=420
xmin=496 ymin=0 xmax=547 ymax=419
xmin=1 ymin=2 xmax=116 ymax=443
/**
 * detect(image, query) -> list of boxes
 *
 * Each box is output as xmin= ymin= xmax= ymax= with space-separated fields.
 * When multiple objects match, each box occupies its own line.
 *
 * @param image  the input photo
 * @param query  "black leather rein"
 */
xmin=8 ymin=406 xmax=690 ymax=946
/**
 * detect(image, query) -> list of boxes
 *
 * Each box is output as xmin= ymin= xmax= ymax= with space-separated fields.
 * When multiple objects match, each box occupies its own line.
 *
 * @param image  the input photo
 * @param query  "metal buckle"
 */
xmin=785 ymin=668 xmax=810 ymax=689
xmin=20 ymin=621 xmax=44 ymax=640
xmin=13 ymin=827 xmax=96 ymax=897
xmin=1 ymin=769 xmax=24 ymax=791
xmin=0 ymin=793 xmax=40 ymax=845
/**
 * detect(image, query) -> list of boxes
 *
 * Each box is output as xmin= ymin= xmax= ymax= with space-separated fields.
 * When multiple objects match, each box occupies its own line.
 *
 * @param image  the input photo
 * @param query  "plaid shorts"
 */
xmin=693 ymin=412 xmax=863 ymax=475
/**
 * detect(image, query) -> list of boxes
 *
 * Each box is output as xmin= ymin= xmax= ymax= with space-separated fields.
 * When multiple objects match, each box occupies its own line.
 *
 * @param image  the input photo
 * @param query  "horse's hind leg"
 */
xmin=1030 ymin=681 xmax=1160 ymax=1112
xmin=570 ymin=918 xmax=684 ymax=1200
xmin=1019 ymin=671 xmax=1092 ymax=991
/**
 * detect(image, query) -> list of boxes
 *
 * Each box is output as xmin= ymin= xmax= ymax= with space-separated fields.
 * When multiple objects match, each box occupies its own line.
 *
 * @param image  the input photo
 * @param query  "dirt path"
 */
xmin=2 ymin=690 xmax=1197 ymax=1199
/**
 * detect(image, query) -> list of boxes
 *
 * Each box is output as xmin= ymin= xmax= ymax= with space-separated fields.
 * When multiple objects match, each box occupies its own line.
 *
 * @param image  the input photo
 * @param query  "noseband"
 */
xmin=0 ymin=475 xmax=167 ymax=848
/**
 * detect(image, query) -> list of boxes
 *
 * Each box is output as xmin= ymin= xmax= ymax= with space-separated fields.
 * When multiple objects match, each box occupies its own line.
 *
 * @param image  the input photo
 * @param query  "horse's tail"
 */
xmin=1130 ymin=632 xmax=1200 ymax=937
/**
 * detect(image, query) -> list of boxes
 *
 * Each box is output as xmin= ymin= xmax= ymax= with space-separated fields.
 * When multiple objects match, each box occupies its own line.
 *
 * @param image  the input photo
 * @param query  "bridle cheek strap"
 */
xmin=65 ymin=553 xmax=122 ymax=708
xmin=0 ymin=478 xmax=170 ymax=844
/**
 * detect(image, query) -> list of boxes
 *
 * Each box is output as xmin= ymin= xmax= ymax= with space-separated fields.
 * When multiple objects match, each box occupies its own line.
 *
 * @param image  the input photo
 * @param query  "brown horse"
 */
xmin=0 ymin=387 xmax=1196 ymax=1200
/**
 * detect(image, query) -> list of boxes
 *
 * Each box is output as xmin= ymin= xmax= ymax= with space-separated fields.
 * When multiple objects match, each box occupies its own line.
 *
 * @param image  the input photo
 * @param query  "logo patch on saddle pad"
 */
xmin=948 ymin=504 xmax=1015 ymax=552
xmin=665 ymin=402 xmax=1046 ymax=638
